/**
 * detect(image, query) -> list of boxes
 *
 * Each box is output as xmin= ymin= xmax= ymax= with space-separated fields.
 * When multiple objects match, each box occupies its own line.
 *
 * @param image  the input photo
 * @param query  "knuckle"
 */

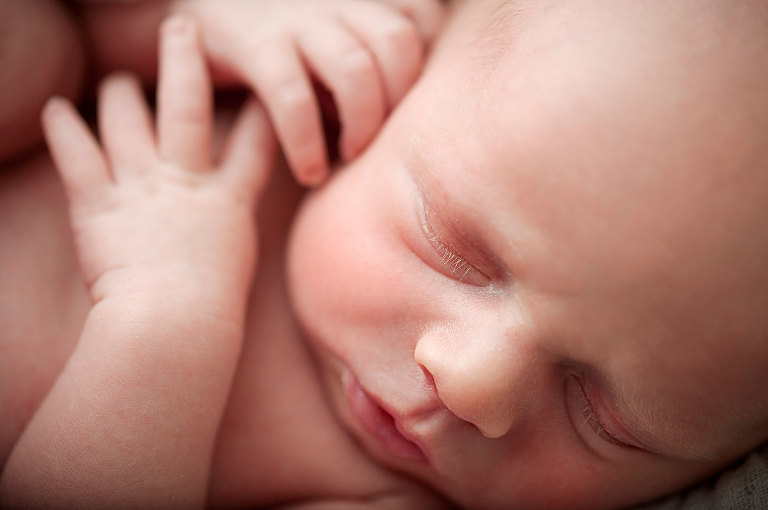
xmin=251 ymin=32 xmax=289 ymax=54
xmin=273 ymin=80 xmax=315 ymax=113
xmin=416 ymin=0 xmax=445 ymax=20
xmin=339 ymin=50 xmax=377 ymax=84
xmin=395 ymin=0 xmax=443 ymax=24
xmin=381 ymin=18 xmax=422 ymax=54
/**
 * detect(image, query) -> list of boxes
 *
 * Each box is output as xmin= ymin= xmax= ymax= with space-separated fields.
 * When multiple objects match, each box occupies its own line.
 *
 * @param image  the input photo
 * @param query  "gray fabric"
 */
xmin=634 ymin=444 xmax=768 ymax=510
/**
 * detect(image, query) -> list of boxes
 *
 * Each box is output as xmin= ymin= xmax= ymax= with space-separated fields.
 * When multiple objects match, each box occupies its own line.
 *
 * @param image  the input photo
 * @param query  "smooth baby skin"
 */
xmin=80 ymin=0 xmax=444 ymax=186
xmin=0 ymin=12 xmax=448 ymax=510
xmin=0 ymin=132 xmax=446 ymax=510
xmin=1 ymin=0 xmax=767 ymax=509
xmin=287 ymin=0 xmax=768 ymax=509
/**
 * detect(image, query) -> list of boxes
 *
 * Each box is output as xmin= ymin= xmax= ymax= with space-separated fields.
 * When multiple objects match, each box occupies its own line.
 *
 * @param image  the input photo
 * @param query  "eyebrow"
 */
xmin=409 ymin=127 xmax=541 ymax=296
xmin=406 ymin=137 xmax=484 ymax=237
xmin=487 ymin=0 xmax=525 ymax=37
xmin=405 ymin=134 xmax=474 ymax=222
xmin=471 ymin=0 xmax=528 ymax=71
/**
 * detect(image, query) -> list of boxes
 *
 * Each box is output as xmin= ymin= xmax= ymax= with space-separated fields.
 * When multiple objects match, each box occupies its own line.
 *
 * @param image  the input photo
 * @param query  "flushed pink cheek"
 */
xmin=287 ymin=198 xmax=375 ymax=333
xmin=292 ymin=199 xmax=395 ymax=310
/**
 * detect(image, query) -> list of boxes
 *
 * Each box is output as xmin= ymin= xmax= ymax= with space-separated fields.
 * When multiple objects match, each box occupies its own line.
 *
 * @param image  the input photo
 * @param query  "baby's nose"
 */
xmin=414 ymin=321 xmax=545 ymax=439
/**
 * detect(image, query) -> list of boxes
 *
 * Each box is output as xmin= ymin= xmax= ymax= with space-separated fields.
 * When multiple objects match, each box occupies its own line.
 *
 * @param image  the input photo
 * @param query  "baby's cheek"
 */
xmin=288 ymin=195 xmax=394 ymax=330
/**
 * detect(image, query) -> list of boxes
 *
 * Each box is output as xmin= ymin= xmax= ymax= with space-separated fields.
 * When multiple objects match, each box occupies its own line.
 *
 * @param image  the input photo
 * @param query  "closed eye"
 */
xmin=423 ymin=220 xmax=477 ymax=281
xmin=419 ymin=201 xmax=491 ymax=287
xmin=566 ymin=375 xmax=634 ymax=449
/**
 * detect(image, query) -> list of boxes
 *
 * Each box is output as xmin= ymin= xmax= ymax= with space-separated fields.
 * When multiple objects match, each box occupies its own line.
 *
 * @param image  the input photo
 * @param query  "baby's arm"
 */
xmin=0 ymin=17 xmax=274 ymax=508
xmin=78 ymin=0 xmax=444 ymax=185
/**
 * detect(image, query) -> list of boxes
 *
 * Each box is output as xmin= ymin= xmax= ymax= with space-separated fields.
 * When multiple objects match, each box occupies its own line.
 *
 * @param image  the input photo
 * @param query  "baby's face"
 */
xmin=288 ymin=1 xmax=768 ymax=508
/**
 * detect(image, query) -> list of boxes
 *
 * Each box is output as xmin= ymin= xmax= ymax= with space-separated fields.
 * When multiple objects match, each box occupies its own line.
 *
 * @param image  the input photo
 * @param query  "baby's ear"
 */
xmin=634 ymin=442 xmax=768 ymax=510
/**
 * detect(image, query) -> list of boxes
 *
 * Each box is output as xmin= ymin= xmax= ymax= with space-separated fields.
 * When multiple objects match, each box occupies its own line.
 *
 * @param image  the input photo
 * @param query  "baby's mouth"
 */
xmin=343 ymin=374 xmax=429 ymax=464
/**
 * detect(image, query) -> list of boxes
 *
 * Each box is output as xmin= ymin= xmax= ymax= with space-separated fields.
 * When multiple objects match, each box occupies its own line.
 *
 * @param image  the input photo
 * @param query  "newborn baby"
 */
xmin=2 ymin=1 xmax=768 ymax=509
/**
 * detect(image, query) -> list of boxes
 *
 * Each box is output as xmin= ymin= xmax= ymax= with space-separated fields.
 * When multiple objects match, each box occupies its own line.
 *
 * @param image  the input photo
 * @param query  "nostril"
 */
xmin=417 ymin=365 xmax=474 ymax=428
xmin=417 ymin=364 xmax=513 ymax=439
xmin=419 ymin=365 xmax=438 ymax=394
xmin=415 ymin=335 xmax=514 ymax=435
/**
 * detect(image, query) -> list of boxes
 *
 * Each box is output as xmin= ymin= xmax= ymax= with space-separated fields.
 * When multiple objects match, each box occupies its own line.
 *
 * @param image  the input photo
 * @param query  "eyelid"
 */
xmin=419 ymin=200 xmax=492 ymax=287
xmin=566 ymin=375 xmax=637 ymax=450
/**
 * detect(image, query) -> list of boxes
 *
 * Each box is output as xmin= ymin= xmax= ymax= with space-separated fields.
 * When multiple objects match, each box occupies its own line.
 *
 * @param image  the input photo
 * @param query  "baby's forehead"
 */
xmin=440 ymin=0 xmax=768 ymax=199
xmin=462 ymin=0 xmax=768 ymax=77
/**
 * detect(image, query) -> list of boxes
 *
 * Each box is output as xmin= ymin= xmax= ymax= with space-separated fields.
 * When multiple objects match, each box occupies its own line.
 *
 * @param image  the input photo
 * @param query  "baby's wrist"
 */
xmin=85 ymin=291 xmax=248 ymax=352
xmin=90 ymin=258 xmax=251 ymax=301
xmin=89 ymin=269 xmax=252 ymax=330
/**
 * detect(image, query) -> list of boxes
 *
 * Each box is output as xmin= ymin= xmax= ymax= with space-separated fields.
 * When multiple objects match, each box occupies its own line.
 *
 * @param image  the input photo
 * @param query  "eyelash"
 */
xmin=422 ymin=220 xmax=478 ymax=282
xmin=568 ymin=375 xmax=628 ymax=448
xmin=580 ymin=397 xmax=624 ymax=446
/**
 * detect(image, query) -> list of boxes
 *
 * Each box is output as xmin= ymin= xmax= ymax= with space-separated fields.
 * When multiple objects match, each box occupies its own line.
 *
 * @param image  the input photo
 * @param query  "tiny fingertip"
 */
xmin=301 ymin=162 xmax=328 ymax=187
xmin=161 ymin=14 xmax=195 ymax=36
xmin=98 ymin=71 xmax=140 ymax=94
xmin=46 ymin=95 xmax=66 ymax=107
xmin=42 ymin=96 xmax=69 ymax=118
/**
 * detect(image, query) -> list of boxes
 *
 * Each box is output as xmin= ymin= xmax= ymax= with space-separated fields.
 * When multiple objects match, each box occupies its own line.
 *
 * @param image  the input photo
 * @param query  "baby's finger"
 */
xmin=41 ymin=97 xmax=111 ymax=203
xmin=240 ymin=39 xmax=327 ymax=186
xmin=340 ymin=4 xmax=423 ymax=109
xmin=220 ymin=98 xmax=276 ymax=202
xmin=157 ymin=16 xmax=212 ymax=173
xmin=298 ymin=22 xmax=385 ymax=163
xmin=379 ymin=0 xmax=445 ymax=43
xmin=98 ymin=73 xmax=154 ymax=178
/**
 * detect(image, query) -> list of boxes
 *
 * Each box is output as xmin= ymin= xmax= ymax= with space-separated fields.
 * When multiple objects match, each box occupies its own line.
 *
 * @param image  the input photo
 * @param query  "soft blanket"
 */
xmin=636 ymin=443 xmax=768 ymax=509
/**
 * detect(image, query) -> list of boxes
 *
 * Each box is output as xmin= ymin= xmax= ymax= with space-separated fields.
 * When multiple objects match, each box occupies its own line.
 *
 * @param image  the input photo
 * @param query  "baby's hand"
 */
xmin=43 ymin=16 xmax=276 ymax=308
xmin=174 ymin=0 xmax=444 ymax=186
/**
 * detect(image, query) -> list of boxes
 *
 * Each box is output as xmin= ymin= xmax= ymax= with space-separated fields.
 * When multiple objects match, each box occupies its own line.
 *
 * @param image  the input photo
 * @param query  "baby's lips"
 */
xmin=344 ymin=374 xmax=430 ymax=464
